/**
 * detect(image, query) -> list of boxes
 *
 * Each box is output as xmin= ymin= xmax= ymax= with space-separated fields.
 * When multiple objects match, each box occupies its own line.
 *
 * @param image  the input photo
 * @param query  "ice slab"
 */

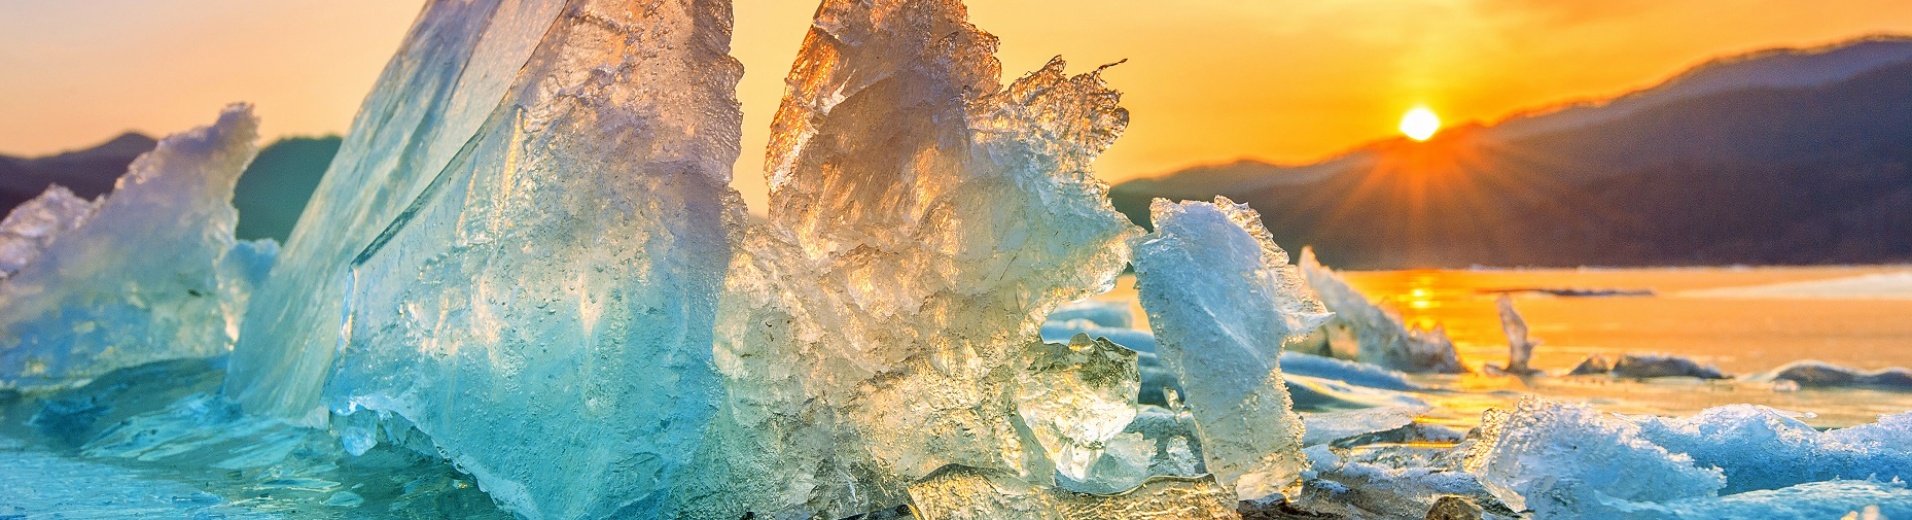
xmin=1298 ymin=247 xmax=1464 ymax=374
xmin=1130 ymin=196 xmax=1329 ymax=500
xmin=0 ymin=106 xmax=269 ymax=389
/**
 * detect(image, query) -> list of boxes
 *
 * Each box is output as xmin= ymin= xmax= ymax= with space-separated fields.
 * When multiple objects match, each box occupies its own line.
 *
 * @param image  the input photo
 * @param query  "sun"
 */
xmin=1400 ymin=106 xmax=1441 ymax=141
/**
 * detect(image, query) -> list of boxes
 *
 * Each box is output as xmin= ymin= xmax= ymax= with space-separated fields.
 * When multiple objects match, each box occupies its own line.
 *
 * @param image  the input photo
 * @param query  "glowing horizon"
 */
xmin=4 ymin=0 xmax=1912 ymax=214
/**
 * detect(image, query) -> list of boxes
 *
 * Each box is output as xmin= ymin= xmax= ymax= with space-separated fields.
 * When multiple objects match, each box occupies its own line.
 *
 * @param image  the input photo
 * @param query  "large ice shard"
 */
xmin=1 ymin=106 xmax=270 ymax=389
xmin=691 ymin=0 xmax=1139 ymax=515
xmin=1298 ymin=247 xmax=1464 ymax=373
xmin=225 ymin=0 xmax=572 ymax=423
xmin=1129 ymin=196 xmax=1331 ymax=500
xmin=228 ymin=0 xmax=746 ymax=518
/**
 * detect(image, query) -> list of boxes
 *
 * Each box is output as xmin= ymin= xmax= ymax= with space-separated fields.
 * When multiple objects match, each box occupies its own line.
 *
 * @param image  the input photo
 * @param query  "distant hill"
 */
xmin=1112 ymin=35 xmax=1912 ymax=269
xmin=1 ymin=132 xmax=156 ymax=212
xmin=1 ymin=135 xmax=339 ymax=243
xmin=232 ymin=137 xmax=340 ymax=242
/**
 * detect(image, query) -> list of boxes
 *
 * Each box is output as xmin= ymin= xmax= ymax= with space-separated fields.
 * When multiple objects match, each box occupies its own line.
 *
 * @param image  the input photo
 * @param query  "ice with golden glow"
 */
xmin=685 ymin=0 xmax=1144 ymax=515
xmin=1300 ymin=246 xmax=1465 ymax=373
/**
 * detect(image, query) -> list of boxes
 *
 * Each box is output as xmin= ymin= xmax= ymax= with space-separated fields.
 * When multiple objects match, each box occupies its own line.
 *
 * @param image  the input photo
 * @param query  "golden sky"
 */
xmin=5 ymin=0 xmax=1912 ymax=213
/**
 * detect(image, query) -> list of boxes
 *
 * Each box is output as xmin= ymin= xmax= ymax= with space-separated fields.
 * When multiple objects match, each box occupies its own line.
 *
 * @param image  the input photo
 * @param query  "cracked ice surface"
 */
xmin=692 ymin=0 xmax=1139 ymax=515
xmin=0 ymin=105 xmax=272 ymax=389
xmin=1130 ymin=196 xmax=1331 ymax=500
xmin=1299 ymin=247 xmax=1464 ymax=374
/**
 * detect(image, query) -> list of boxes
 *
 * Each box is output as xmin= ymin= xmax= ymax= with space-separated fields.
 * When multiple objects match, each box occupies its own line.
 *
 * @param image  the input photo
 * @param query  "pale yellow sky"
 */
xmin=4 ymin=1 xmax=1912 ymax=213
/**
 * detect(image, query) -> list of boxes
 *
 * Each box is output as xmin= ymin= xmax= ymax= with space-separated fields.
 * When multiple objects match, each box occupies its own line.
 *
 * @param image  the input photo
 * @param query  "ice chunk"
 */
xmin=241 ymin=1 xmax=749 ymax=518
xmin=1753 ymin=360 xmax=1912 ymax=391
xmin=1298 ymin=247 xmax=1464 ymax=373
xmin=1467 ymin=399 xmax=1912 ymax=517
xmin=1130 ymin=196 xmax=1330 ymax=500
xmin=0 ymin=185 xmax=98 ymax=278
xmin=906 ymin=466 xmax=1238 ymax=520
xmin=0 ymin=106 xmax=268 ymax=389
xmin=688 ymin=0 xmax=1140 ymax=515
xmin=1464 ymin=398 xmax=1726 ymax=517
xmin=226 ymin=0 xmax=573 ymax=423
xmin=1016 ymin=335 xmax=1142 ymax=481
xmin=1489 ymin=294 xmax=1540 ymax=375
xmin=1610 ymin=353 xmax=1729 ymax=379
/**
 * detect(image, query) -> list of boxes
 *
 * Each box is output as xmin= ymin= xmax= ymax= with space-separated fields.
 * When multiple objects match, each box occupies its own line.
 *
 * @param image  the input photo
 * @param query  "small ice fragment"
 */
xmin=1490 ymin=294 xmax=1541 ymax=375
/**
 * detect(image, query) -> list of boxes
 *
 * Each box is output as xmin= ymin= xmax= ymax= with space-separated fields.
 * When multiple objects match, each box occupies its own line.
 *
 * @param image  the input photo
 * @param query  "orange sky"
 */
xmin=4 ymin=0 xmax=1912 ymax=213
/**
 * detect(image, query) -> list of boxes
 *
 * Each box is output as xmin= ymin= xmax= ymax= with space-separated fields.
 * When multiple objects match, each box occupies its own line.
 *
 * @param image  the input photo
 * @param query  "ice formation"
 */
xmin=228 ymin=0 xmax=746 ymax=517
xmin=1130 ymin=196 xmax=1330 ymax=500
xmin=1465 ymin=398 xmax=1731 ymax=516
xmin=1491 ymin=294 xmax=1539 ymax=375
xmin=1298 ymin=247 xmax=1465 ymax=373
xmin=0 ymin=105 xmax=272 ymax=389
xmin=1467 ymin=397 xmax=1912 ymax=518
xmin=690 ymin=0 xmax=1141 ymax=515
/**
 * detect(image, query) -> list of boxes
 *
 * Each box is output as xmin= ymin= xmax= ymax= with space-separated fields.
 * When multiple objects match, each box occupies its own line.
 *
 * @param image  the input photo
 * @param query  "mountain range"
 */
xmin=1112 ymin=35 xmax=1912 ymax=268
